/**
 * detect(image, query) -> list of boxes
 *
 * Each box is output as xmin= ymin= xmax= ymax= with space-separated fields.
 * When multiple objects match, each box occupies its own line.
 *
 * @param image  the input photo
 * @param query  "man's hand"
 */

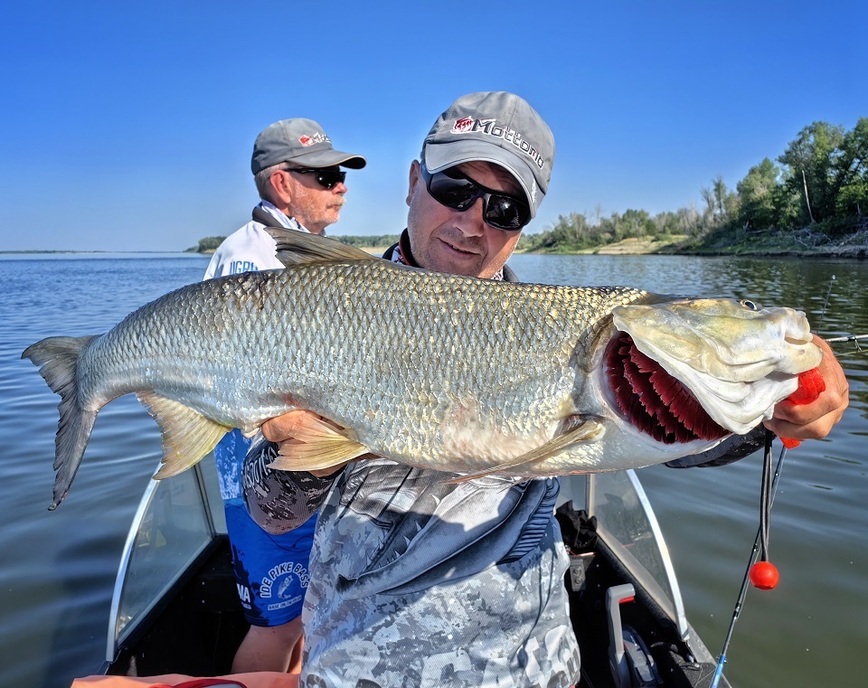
xmin=763 ymin=335 xmax=849 ymax=442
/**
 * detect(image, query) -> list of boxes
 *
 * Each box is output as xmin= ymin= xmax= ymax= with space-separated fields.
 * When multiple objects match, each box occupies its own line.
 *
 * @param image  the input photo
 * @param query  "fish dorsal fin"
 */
xmin=137 ymin=392 xmax=232 ymax=479
xmin=452 ymin=416 xmax=605 ymax=482
xmin=263 ymin=226 xmax=376 ymax=268
xmin=265 ymin=410 xmax=370 ymax=472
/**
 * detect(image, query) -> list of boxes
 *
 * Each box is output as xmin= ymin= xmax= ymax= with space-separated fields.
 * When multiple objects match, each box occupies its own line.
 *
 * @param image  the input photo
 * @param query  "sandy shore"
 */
xmin=530 ymin=233 xmax=868 ymax=259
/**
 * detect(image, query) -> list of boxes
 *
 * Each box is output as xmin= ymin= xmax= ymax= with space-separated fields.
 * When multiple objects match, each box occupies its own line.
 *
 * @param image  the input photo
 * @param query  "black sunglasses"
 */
xmin=287 ymin=166 xmax=347 ymax=190
xmin=420 ymin=163 xmax=531 ymax=231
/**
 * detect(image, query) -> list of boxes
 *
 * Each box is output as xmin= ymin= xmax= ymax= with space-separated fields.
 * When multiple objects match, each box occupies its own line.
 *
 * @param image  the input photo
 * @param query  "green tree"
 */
xmin=540 ymin=212 xmax=592 ymax=251
xmin=197 ymin=236 xmax=226 ymax=252
xmin=699 ymin=176 xmax=737 ymax=233
xmin=674 ymin=206 xmax=702 ymax=236
xmin=652 ymin=211 xmax=679 ymax=237
xmin=833 ymin=117 xmax=868 ymax=220
xmin=619 ymin=208 xmax=656 ymax=238
xmin=778 ymin=121 xmax=846 ymax=225
xmin=736 ymin=158 xmax=782 ymax=230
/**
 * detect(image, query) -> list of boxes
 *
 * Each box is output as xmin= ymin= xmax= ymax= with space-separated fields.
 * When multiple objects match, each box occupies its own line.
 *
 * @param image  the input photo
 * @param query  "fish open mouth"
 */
xmin=605 ymin=332 xmax=729 ymax=444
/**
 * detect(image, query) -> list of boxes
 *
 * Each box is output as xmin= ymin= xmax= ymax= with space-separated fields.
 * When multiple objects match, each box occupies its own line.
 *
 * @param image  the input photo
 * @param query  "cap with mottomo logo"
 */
xmin=251 ymin=118 xmax=366 ymax=175
xmin=422 ymin=92 xmax=555 ymax=217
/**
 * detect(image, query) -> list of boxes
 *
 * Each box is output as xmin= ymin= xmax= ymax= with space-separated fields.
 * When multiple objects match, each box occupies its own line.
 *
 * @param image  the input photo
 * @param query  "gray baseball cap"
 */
xmin=251 ymin=118 xmax=367 ymax=175
xmin=422 ymin=91 xmax=555 ymax=218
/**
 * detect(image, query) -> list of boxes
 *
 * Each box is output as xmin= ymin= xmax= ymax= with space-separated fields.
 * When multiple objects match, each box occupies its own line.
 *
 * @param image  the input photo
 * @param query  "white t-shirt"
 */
xmin=203 ymin=202 xmax=307 ymax=279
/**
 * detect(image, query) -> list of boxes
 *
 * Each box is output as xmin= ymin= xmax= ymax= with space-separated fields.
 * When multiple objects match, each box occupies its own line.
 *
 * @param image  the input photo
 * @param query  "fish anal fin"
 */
xmin=266 ymin=412 xmax=369 ymax=472
xmin=263 ymin=226 xmax=375 ymax=267
xmin=451 ymin=416 xmax=605 ymax=483
xmin=137 ymin=392 xmax=231 ymax=479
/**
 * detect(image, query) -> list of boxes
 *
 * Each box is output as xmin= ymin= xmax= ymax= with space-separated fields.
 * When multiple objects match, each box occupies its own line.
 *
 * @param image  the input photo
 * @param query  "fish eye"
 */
xmin=740 ymin=299 xmax=760 ymax=311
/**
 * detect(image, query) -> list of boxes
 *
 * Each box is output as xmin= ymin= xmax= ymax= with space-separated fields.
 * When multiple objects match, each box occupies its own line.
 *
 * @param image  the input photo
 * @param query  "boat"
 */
xmin=95 ymin=459 xmax=731 ymax=687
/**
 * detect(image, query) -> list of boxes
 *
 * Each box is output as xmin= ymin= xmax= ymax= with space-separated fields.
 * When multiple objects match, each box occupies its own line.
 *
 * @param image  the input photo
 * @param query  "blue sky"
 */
xmin=1 ymin=1 xmax=864 ymax=252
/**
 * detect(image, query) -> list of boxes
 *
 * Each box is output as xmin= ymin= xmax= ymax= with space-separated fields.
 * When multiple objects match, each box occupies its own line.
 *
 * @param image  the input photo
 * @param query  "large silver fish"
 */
xmin=23 ymin=229 xmax=821 ymax=509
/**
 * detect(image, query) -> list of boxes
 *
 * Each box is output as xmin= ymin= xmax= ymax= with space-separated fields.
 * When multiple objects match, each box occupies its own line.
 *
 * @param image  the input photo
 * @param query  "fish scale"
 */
xmin=22 ymin=229 xmax=821 ymax=508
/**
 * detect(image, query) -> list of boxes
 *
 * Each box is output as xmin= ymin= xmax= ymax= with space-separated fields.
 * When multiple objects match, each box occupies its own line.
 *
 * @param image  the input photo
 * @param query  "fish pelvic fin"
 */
xmin=137 ymin=392 xmax=231 ymax=479
xmin=266 ymin=413 xmax=370 ymax=472
xmin=263 ymin=226 xmax=375 ymax=268
xmin=22 ymin=335 xmax=101 ymax=510
xmin=451 ymin=416 xmax=606 ymax=483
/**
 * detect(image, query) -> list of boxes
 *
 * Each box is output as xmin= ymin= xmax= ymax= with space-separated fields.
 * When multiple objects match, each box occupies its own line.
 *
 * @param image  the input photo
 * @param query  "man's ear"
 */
xmin=270 ymin=169 xmax=292 ymax=206
xmin=406 ymin=160 xmax=421 ymax=207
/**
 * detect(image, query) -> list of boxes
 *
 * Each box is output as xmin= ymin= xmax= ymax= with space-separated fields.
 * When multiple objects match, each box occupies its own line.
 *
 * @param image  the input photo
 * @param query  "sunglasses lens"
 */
xmin=427 ymin=175 xmax=478 ymax=210
xmin=316 ymin=168 xmax=346 ymax=189
xmin=286 ymin=167 xmax=346 ymax=189
xmin=484 ymin=195 xmax=528 ymax=230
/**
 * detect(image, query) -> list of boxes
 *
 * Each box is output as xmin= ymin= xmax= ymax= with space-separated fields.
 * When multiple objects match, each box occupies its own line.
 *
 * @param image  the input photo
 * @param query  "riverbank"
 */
xmin=524 ymin=228 xmax=868 ymax=259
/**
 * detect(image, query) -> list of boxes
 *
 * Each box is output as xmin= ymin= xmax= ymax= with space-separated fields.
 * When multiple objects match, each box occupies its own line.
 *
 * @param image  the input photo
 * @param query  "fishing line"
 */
xmin=821 ymin=274 xmax=836 ymax=317
xmin=817 ymin=274 xmax=868 ymax=351
xmin=752 ymin=434 xmax=778 ymax=588
xmin=710 ymin=432 xmax=785 ymax=688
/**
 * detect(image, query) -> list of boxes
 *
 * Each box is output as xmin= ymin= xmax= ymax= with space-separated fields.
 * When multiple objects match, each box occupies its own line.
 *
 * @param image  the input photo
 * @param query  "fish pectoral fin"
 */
xmin=137 ymin=392 xmax=232 ymax=479
xmin=263 ymin=226 xmax=375 ymax=267
xmin=266 ymin=413 xmax=370 ymax=472
xmin=452 ymin=417 xmax=605 ymax=482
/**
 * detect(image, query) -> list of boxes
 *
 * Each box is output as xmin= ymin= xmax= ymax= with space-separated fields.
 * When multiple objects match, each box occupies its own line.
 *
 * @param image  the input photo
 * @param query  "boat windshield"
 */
xmin=560 ymin=470 xmax=689 ymax=639
xmin=108 ymin=463 xmax=688 ymax=661
xmin=106 ymin=458 xmax=225 ymax=662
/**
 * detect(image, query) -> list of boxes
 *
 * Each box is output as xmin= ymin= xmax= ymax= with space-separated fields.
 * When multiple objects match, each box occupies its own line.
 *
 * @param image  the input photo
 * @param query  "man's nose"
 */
xmin=453 ymin=198 xmax=486 ymax=236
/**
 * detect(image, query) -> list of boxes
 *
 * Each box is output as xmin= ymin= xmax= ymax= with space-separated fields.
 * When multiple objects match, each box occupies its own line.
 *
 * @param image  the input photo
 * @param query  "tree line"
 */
xmin=193 ymin=118 xmax=866 ymax=255
xmin=519 ymin=117 xmax=868 ymax=253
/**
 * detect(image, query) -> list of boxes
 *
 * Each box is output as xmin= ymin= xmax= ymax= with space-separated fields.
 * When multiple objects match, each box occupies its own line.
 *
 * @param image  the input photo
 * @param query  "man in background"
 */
xmin=204 ymin=117 xmax=365 ymax=671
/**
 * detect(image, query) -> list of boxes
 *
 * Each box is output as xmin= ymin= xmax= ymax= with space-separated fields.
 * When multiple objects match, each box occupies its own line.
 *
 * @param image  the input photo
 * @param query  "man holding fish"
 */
xmin=242 ymin=92 xmax=849 ymax=687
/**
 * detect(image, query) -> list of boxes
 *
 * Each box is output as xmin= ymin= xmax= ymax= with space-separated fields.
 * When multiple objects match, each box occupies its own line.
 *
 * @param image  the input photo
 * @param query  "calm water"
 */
xmin=1 ymin=253 xmax=866 ymax=687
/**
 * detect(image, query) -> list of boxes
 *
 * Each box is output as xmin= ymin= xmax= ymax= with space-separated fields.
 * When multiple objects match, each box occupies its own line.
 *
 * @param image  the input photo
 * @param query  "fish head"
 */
xmin=609 ymin=297 xmax=822 ymax=435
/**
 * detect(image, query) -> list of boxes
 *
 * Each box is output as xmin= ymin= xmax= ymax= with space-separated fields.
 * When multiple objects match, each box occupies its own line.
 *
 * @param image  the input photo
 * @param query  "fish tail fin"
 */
xmin=22 ymin=335 xmax=100 ymax=510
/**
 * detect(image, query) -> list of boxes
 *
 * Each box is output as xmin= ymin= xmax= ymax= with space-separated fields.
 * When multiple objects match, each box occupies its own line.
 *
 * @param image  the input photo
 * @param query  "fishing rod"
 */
xmin=710 ymin=274 xmax=858 ymax=685
xmin=826 ymin=333 xmax=868 ymax=350
xmin=708 ymin=291 xmax=865 ymax=686
xmin=826 ymin=334 xmax=868 ymax=342
xmin=710 ymin=433 xmax=785 ymax=688
xmin=710 ymin=362 xmax=826 ymax=687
